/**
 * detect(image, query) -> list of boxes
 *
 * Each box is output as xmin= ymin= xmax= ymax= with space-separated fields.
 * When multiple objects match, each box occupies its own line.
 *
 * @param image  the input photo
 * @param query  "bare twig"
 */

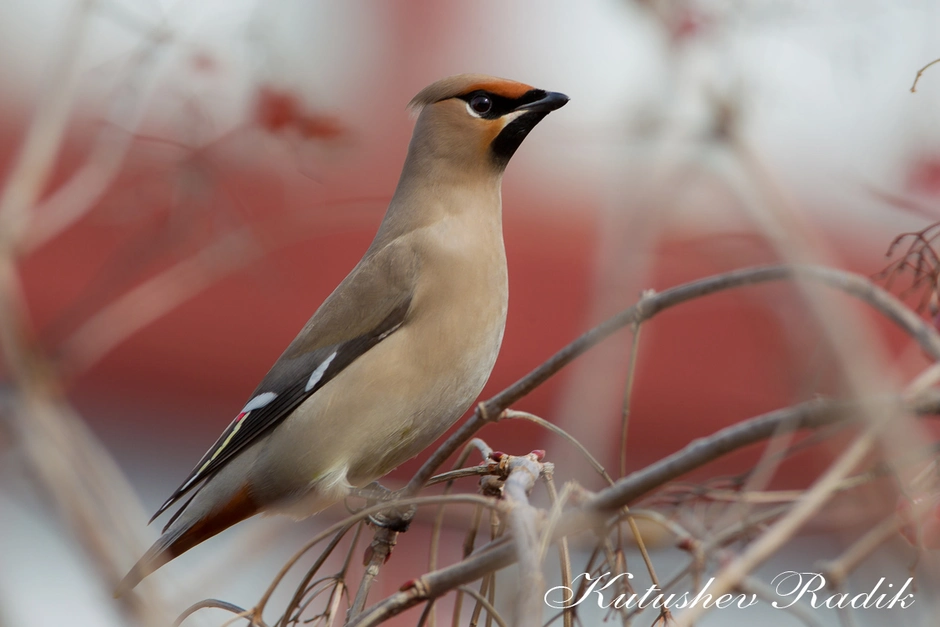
xmin=254 ymin=494 xmax=501 ymax=625
xmin=0 ymin=0 xmax=92 ymax=249
xmin=175 ymin=600 xmax=268 ymax=627
xmin=457 ymin=586 xmax=508 ymax=627
xmin=621 ymin=308 xmax=647 ymax=478
xmin=20 ymin=34 xmax=168 ymax=254
xmin=817 ymin=513 xmax=906 ymax=587
xmin=57 ymin=228 xmax=261 ymax=374
xmin=501 ymin=453 xmax=547 ymax=627
xmin=501 ymin=409 xmax=661 ymax=594
xmin=671 ymin=430 xmax=877 ymax=627
xmin=428 ymin=439 xmax=493 ymax=627
xmin=911 ymin=57 xmax=940 ymax=93
xmin=405 ymin=264 xmax=940 ymax=498
xmin=348 ymin=525 xmax=400 ymax=620
xmin=350 ymin=391 xmax=940 ymax=626
xmin=542 ymin=473 xmax=573 ymax=627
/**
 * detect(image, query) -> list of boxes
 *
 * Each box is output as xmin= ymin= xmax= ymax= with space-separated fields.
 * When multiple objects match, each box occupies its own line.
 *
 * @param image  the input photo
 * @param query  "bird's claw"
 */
xmin=367 ymin=503 xmax=416 ymax=533
xmin=346 ymin=482 xmax=415 ymax=531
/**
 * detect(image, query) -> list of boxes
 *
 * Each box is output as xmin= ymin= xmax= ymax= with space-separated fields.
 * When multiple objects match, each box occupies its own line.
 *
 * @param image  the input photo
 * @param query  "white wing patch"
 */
xmin=242 ymin=391 xmax=277 ymax=412
xmin=377 ymin=321 xmax=403 ymax=341
xmin=182 ymin=392 xmax=278 ymax=491
xmin=306 ymin=351 xmax=337 ymax=392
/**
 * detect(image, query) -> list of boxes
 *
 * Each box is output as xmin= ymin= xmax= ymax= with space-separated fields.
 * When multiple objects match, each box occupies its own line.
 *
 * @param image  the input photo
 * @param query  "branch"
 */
xmin=912 ymin=57 xmax=940 ymax=93
xmin=672 ymin=429 xmax=877 ymax=627
xmin=0 ymin=0 xmax=91 ymax=250
xmin=502 ymin=453 xmax=548 ymax=627
xmin=350 ymin=391 xmax=940 ymax=626
xmin=405 ymin=264 xmax=940 ymax=497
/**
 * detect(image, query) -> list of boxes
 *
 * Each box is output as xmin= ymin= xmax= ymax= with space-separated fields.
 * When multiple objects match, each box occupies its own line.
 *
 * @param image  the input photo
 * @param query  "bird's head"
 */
xmin=407 ymin=74 xmax=568 ymax=173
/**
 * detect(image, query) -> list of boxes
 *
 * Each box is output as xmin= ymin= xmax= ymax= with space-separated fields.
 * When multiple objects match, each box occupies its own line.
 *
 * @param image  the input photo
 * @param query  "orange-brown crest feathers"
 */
xmin=408 ymin=74 xmax=534 ymax=114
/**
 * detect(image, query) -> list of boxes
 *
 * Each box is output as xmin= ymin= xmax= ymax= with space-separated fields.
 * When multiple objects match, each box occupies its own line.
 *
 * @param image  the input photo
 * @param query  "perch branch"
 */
xmin=404 ymin=264 xmax=940 ymax=498
xmin=911 ymin=57 xmax=940 ymax=93
xmin=671 ymin=429 xmax=877 ymax=627
xmin=350 ymin=390 xmax=940 ymax=626
xmin=502 ymin=453 xmax=548 ymax=627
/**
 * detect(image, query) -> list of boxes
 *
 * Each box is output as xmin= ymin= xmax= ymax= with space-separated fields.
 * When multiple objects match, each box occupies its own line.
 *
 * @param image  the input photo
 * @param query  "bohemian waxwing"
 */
xmin=117 ymin=74 xmax=568 ymax=593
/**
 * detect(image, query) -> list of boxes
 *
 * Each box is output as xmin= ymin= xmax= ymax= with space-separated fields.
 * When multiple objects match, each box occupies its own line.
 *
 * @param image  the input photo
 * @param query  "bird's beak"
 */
xmin=514 ymin=91 xmax=569 ymax=114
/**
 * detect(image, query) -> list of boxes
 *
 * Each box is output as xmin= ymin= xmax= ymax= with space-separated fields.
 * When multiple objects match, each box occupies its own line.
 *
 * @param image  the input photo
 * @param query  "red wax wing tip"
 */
xmin=530 ymin=449 xmax=546 ymax=461
xmin=399 ymin=579 xmax=416 ymax=591
xmin=489 ymin=451 xmax=506 ymax=461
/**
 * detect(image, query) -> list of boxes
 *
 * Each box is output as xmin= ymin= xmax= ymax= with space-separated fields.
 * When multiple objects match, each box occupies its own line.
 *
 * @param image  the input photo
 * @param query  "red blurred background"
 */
xmin=5 ymin=1 xmax=940 ymax=626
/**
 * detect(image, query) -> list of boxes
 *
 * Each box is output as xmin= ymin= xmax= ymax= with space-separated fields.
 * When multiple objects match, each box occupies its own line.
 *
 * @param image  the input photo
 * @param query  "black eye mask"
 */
xmin=457 ymin=89 xmax=549 ymax=120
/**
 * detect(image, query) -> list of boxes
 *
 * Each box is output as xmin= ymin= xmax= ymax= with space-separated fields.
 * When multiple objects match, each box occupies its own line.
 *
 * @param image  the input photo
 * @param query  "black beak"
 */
xmin=514 ymin=91 xmax=569 ymax=114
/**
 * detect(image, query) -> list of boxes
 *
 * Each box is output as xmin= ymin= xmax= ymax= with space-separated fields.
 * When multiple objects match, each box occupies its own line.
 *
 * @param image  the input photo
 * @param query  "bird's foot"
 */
xmin=348 ymin=482 xmax=415 ymax=532
xmin=367 ymin=503 xmax=416 ymax=533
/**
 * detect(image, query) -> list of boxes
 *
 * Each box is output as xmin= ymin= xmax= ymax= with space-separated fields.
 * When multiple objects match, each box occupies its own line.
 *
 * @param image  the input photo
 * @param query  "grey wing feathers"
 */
xmin=150 ymin=243 xmax=417 ymax=522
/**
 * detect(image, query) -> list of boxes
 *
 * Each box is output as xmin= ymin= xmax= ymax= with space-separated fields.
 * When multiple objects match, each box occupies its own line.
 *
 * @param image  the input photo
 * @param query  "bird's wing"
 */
xmin=151 ymin=242 xmax=417 ymax=523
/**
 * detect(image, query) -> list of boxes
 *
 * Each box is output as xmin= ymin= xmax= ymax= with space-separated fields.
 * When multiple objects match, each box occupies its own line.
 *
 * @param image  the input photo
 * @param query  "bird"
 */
xmin=117 ymin=74 xmax=568 ymax=594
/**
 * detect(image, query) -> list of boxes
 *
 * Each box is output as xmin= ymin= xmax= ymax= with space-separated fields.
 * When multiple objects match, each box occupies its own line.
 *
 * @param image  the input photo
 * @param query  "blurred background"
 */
xmin=4 ymin=1 xmax=940 ymax=625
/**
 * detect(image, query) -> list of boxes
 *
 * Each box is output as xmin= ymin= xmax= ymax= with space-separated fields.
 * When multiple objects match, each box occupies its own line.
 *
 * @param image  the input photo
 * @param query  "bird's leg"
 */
xmin=346 ymin=483 xmax=417 ymax=619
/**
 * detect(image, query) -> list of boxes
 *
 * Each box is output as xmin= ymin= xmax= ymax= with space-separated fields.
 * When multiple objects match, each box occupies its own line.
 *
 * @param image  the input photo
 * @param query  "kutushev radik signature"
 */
xmin=544 ymin=571 xmax=915 ymax=611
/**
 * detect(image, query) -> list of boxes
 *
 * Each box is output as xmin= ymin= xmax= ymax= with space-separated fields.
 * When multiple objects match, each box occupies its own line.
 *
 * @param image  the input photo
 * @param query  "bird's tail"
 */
xmin=115 ymin=486 xmax=259 ymax=596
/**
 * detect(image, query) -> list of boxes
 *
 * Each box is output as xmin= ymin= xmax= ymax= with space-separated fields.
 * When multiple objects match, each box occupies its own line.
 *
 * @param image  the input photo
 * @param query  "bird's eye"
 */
xmin=469 ymin=94 xmax=492 ymax=115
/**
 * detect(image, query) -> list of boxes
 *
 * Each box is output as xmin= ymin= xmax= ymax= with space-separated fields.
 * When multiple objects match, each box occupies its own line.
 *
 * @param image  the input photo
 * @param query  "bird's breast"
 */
xmin=407 ymin=211 xmax=508 ymax=385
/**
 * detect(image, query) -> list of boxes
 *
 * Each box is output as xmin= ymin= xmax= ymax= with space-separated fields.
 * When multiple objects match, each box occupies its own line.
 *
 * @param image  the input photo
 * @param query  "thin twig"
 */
xmin=349 ymin=525 xmax=401 ymax=620
xmin=500 ymin=409 xmax=662 ymax=592
xmin=175 ymin=599 xmax=268 ymax=627
xmin=457 ymin=586 xmax=508 ymax=627
xmin=672 ymin=430 xmax=877 ymax=627
xmin=621 ymin=312 xmax=646 ymax=478
xmin=257 ymin=494 xmax=501 ymax=622
xmin=348 ymin=391 xmax=940 ymax=626
xmin=274 ymin=523 xmax=355 ymax=627
xmin=428 ymin=439 xmax=493 ymax=627
xmin=911 ymin=57 xmax=940 ymax=93
xmin=405 ymin=264 xmax=940 ymax=498
xmin=502 ymin=411 xmax=612 ymax=482
xmin=453 ymin=504 xmax=485 ymax=627
xmin=817 ymin=513 xmax=905 ymax=587
xmin=542 ymin=474 xmax=573 ymax=627
xmin=0 ymin=0 xmax=92 ymax=249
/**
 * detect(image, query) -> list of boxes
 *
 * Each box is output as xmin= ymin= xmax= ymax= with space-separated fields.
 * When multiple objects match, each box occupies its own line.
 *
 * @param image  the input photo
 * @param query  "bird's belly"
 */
xmin=257 ymin=303 xmax=506 ymax=513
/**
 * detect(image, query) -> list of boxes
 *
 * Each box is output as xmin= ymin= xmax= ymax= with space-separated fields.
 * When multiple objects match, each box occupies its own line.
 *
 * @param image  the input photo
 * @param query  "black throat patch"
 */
xmin=490 ymin=111 xmax=550 ymax=168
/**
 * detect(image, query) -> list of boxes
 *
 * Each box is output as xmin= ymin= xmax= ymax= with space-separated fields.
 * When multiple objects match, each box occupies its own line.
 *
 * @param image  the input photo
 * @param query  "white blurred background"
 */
xmin=4 ymin=1 xmax=940 ymax=625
